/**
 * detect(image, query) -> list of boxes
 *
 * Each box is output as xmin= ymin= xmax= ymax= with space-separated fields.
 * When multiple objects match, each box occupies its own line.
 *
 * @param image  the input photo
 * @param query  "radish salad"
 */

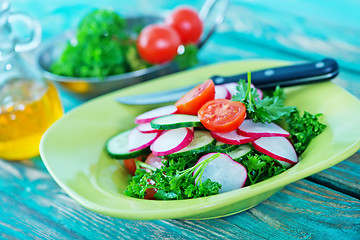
xmin=106 ymin=74 xmax=326 ymax=200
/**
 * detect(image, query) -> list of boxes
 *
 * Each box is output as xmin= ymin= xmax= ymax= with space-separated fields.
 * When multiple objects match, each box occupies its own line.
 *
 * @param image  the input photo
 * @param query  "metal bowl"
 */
xmin=36 ymin=1 xmax=229 ymax=100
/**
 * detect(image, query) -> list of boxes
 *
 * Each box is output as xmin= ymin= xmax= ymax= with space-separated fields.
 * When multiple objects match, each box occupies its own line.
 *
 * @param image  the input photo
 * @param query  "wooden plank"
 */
xmin=308 ymin=152 xmax=360 ymax=198
xmin=0 ymin=158 xmax=359 ymax=239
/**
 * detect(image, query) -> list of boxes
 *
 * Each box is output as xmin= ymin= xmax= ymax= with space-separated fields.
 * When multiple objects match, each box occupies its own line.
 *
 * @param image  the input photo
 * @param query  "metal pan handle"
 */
xmin=198 ymin=0 xmax=230 ymax=49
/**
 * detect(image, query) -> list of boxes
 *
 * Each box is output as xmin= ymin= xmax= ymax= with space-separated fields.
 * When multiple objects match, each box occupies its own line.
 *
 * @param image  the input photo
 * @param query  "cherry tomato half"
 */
xmin=175 ymin=79 xmax=215 ymax=115
xmin=198 ymin=99 xmax=247 ymax=133
xmin=137 ymin=24 xmax=181 ymax=64
xmin=165 ymin=6 xmax=203 ymax=44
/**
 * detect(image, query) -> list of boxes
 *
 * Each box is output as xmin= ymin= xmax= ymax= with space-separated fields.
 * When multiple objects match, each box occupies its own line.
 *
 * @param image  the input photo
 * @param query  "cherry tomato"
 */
xmin=165 ymin=6 xmax=203 ymax=44
xmin=137 ymin=24 xmax=181 ymax=64
xmin=144 ymin=154 xmax=163 ymax=200
xmin=198 ymin=99 xmax=247 ymax=133
xmin=175 ymin=79 xmax=215 ymax=115
xmin=144 ymin=178 xmax=157 ymax=200
xmin=123 ymin=156 xmax=145 ymax=175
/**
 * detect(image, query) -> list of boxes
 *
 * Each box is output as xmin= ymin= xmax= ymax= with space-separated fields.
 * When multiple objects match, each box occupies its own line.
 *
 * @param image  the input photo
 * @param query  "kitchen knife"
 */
xmin=116 ymin=58 xmax=339 ymax=105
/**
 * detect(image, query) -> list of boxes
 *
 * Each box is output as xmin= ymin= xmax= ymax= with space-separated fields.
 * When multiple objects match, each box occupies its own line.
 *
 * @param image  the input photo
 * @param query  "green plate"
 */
xmin=40 ymin=59 xmax=360 ymax=220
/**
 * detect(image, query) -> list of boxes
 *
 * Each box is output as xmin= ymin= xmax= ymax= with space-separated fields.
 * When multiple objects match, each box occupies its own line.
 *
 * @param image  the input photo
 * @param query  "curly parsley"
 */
xmin=124 ymin=154 xmax=221 ymax=200
xmin=237 ymin=151 xmax=287 ymax=185
xmin=285 ymin=109 xmax=326 ymax=155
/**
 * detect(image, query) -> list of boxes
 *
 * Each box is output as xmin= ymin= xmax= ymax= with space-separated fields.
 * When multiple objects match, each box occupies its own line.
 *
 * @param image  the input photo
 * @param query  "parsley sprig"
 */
xmin=232 ymin=72 xmax=296 ymax=123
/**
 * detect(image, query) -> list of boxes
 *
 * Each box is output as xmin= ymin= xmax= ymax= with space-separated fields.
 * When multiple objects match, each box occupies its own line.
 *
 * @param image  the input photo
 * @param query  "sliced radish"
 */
xmin=150 ymin=128 xmax=194 ymax=156
xmin=215 ymin=85 xmax=231 ymax=99
xmin=237 ymin=119 xmax=290 ymax=138
xmin=135 ymin=105 xmax=177 ymax=124
xmin=252 ymin=137 xmax=298 ymax=166
xmin=249 ymin=83 xmax=263 ymax=99
xmin=255 ymin=87 xmax=263 ymax=99
xmin=194 ymin=153 xmax=247 ymax=193
xmin=211 ymin=130 xmax=255 ymax=145
xmin=128 ymin=128 xmax=160 ymax=152
xmin=223 ymin=82 xmax=263 ymax=99
xmin=223 ymin=82 xmax=238 ymax=97
xmin=136 ymin=122 xmax=163 ymax=134
xmin=275 ymin=159 xmax=293 ymax=169
xmin=145 ymin=154 xmax=165 ymax=170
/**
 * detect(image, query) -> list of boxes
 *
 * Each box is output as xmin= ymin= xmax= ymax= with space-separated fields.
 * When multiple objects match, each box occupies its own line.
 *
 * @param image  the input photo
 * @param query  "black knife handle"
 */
xmin=211 ymin=58 xmax=339 ymax=90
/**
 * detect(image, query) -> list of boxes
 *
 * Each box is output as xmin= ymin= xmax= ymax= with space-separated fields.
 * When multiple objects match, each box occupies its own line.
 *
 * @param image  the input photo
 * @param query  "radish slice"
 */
xmin=252 ymin=137 xmax=298 ymax=166
xmin=145 ymin=154 xmax=165 ymax=170
xmin=128 ymin=128 xmax=160 ymax=152
xmin=136 ymin=123 xmax=162 ymax=133
xmin=223 ymin=83 xmax=238 ymax=97
xmin=194 ymin=153 xmax=247 ymax=193
xmin=150 ymin=128 xmax=194 ymax=156
xmin=211 ymin=130 xmax=255 ymax=145
xmin=255 ymin=87 xmax=263 ymax=99
xmin=135 ymin=105 xmax=177 ymax=124
xmin=223 ymin=82 xmax=263 ymax=99
xmin=215 ymin=85 xmax=231 ymax=99
xmin=249 ymin=83 xmax=263 ymax=99
xmin=237 ymin=119 xmax=290 ymax=138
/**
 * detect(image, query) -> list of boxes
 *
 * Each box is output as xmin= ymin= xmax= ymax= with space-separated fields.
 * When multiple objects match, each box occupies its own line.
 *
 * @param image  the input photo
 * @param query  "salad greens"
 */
xmin=51 ymin=9 xmax=198 ymax=79
xmin=241 ymin=152 xmax=287 ymax=185
xmin=124 ymin=146 xmax=289 ymax=199
xmin=124 ymin=73 xmax=327 ymax=200
xmin=285 ymin=109 xmax=326 ymax=155
xmin=125 ymin=154 xmax=222 ymax=200
xmin=51 ymin=9 xmax=148 ymax=78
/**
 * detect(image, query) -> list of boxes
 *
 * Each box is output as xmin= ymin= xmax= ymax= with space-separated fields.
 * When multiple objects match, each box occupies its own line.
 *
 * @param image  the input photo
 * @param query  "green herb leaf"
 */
xmin=238 ymin=151 xmax=287 ymax=185
xmin=174 ymin=44 xmax=199 ymax=69
xmin=232 ymin=73 xmax=296 ymax=123
xmin=285 ymin=109 xmax=326 ymax=155
xmin=50 ymin=9 xmax=148 ymax=79
xmin=124 ymin=153 xmax=221 ymax=200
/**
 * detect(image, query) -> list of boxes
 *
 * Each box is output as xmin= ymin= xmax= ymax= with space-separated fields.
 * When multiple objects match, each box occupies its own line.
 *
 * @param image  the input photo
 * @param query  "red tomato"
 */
xmin=137 ymin=24 xmax=181 ymax=64
xmin=175 ymin=79 xmax=215 ymax=115
xmin=198 ymin=99 xmax=247 ymax=133
xmin=165 ymin=6 xmax=203 ymax=44
xmin=144 ymin=179 xmax=157 ymax=200
xmin=144 ymin=154 xmax=163 ymax=200
xmin=123 ymin=156 xmax=145 ymax=175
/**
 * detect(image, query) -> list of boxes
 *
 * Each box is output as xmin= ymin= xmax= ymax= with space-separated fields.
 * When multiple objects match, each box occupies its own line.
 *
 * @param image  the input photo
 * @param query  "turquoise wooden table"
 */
xmin=2 ymin=0 xmax=360 ymax=239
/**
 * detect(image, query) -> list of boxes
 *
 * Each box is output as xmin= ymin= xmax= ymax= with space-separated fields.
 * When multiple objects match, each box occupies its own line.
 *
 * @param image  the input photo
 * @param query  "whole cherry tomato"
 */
xmin=137 ymin=24 xmax=181 ymax=64
xmin=165 ymin=6 xmax=203 ymax=44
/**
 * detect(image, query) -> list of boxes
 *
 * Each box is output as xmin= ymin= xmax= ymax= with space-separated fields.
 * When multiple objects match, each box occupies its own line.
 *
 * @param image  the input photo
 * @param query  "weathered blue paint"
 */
xmin=2 ymin=0 xmax=360 ymax=238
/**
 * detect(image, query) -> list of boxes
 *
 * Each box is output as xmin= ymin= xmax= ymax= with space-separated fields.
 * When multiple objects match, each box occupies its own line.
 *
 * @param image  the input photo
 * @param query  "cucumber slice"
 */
xmin=212 ymin=141 xmax=240 ymax=153
xmin=227 ymin=144 xmax=252 ymax=161
xmin=167 ymin=130 xmax=216 ymax=157
xmin=106 ymin=130 xmax=150 ymax=159
xmin=150 ymin=114 xmax=203 ymax=130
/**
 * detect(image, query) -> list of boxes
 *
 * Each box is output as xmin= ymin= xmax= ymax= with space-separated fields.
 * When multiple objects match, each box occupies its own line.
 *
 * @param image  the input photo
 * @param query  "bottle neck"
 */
xmin=0 ymin=11 xmax=16 ymax=61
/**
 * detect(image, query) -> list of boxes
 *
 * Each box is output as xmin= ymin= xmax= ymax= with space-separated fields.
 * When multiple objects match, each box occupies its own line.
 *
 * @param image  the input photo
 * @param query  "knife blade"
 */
xmin=116 ymin=58 xmax=339 ymax=105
